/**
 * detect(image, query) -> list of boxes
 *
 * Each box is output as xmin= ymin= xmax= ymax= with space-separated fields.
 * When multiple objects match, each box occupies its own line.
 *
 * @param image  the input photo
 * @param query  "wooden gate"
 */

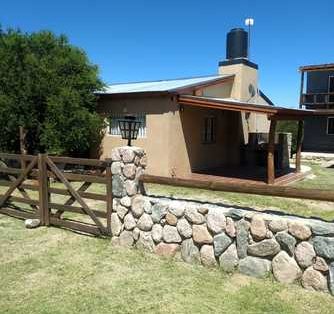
xmin=0 ymin=153 xmax=112 ymax=237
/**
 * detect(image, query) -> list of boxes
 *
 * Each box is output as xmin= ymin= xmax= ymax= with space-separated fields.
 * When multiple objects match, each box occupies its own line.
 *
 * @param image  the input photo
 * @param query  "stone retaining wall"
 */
xmin=110 ymin=146 xmax=334 ymax=295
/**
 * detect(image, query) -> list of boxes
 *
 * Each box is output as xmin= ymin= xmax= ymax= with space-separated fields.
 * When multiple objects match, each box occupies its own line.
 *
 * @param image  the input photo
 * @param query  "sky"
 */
xmin=0 ymin=0 xmax=333 ymax=108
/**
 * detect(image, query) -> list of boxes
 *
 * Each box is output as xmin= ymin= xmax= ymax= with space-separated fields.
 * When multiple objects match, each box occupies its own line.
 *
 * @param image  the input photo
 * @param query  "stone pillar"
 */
xmin=109 ymin=146 xmax=147 ymax=244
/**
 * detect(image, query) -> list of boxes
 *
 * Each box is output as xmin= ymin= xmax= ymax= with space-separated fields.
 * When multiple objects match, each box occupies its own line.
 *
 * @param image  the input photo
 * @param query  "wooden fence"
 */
xmin=140 ymin=174 xmax=334 ymax=203
xmin=0 ymin=153 xmax=112 ymax=236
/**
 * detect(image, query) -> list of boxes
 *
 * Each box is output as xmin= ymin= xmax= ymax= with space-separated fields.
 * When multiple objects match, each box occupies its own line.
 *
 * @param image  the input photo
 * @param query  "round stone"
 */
xmin=213 ymin=232 xmax=233 ymax=256
xmin=225 ymin=217 xmax=236 ymax=238
xmin=151 ymin=203 xmax=168 ymax=223
xmin=116 ymin=204 xmax=128 ymax=220
xmin=200 ymin=245 xmax=217 ymax=267
xmin=207 ymin=208 xmax=226 ymax=234
xmin=132 ymin=195 xmax=151 ymax=218
xmin=137 ymin=213 xmax=154 ymax=231
xmin=250 ymin=215 xmax=267 ymax=241
xmin=181 ymin=239 xmax=200 ymax=264
xmin=163 ymin=225 xmax=182 ymax=243
xmin=124 ymin=213 xmax=136 ymax=230
xmin=239 ymin=256 xmax=272 ymax=278
xmin=111 ymin=161 xmax=122 ymax=175
xmin=110 ymin=213 xmax=122 ymax=236
xmin=275 ymin=231 xmax=296 ymax=256
xmin=313 ymin=256 xmax=329 ymax=273
xmin=272 ymin=251 xmax=302 ymax=284
xmin=136 ymin=231 xmax=155 ymax=252
xmin=288 ymin=222 xmax=312 ymax=240
xmin=247 ymin=239 xmax=280 ymax=257
xmin=151 ymin=224 xmax=163 ymax=243
xmin=295 ymin=242 xmax=316 ymax=269
xmin=302 ymin=267 xmax=328 ymax=292
xmin=219 ymin=243 xmax=239 ymax=272
xmin=193 ymin=225 xmax=213 ymax=244
xmin=168 ymin=201 xmax=185 ymax=217
xmin=165 ymin=212 xmax=178 ymax=226
xmin=120 ymin=196 xmax=132 ymax=207
xmin=125 ymin=180 xmax=138 ymax=196
xmin=185 ymin=206 xmax=205 ymax=224
xmin=119 ymin=231 xmax=134 ymax=247
xmin=268 ymin=219 xmax=288 ymax=233
xmin=122 ymin=164 xmax=136 ymax=179
xmin=176 ymin=218 xmax=192 ymax=238
xmin=155 ymin=243 xmax=180 ymax=258
xmin=313 ymin=236 xmax=334 ymax=260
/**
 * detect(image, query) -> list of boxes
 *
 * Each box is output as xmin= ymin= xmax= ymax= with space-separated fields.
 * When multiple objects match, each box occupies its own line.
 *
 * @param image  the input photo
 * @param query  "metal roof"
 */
xmin=99 ymin=74 xmax=233 ymax=95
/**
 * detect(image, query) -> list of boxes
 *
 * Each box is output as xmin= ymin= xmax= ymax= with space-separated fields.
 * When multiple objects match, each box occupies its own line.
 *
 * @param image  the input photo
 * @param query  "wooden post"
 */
xmin=19 ymin=126 xmax=27 ymax=169
xmin=106 ymin=162 xmax=113 ymax=236
xmin=299 ymin=71 xmax=305 ymax=109
xmin=38 ymin=154 xmax=50 ymax=226
xmin=296 ymin=120 xmax=304 ymax=173
xmin=267 ymin=119 xmax=277 ymax=184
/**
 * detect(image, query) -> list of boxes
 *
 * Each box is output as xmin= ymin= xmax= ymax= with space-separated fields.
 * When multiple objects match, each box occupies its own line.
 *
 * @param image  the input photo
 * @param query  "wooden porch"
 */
xmin=178 ymin=95 xmax=329 ymax=185
xmin=191 ymin=165 xmax=309 ymax=186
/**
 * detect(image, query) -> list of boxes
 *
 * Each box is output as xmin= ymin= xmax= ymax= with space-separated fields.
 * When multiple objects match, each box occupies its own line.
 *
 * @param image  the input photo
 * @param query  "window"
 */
xmin=108 ymin=113 xmax=147 ymax=138
xmin=327 ymin=117 xmax=334 ymax=135
xmin=202 ymin=116 xmax=216 ymax=144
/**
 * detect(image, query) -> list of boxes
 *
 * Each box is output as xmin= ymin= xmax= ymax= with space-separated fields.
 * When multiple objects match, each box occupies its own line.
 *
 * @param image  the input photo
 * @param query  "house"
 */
xmin=97 ymin=28 xmax=317 ymax=184
xmin=299 ymin=63 xmax=334 ymax=153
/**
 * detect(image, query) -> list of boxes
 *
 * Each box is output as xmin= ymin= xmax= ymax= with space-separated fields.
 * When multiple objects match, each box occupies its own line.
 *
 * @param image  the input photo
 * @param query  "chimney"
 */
xmin=218 ymin=28 xmax=259 ymax=102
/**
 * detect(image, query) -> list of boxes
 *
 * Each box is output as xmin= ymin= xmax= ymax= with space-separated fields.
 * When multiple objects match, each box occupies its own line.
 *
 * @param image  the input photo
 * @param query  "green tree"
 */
xmin=277 ymin=120 xmax=298 ymax=156
xmin=0 ymin=27 xmax=105 ymax=156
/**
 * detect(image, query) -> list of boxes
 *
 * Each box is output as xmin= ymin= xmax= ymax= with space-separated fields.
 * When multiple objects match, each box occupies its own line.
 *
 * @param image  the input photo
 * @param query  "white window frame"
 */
xmin=107 ymin=113 xmax=147 ymax=138
xmin=327 ymin=117 xmax=334 ymax=135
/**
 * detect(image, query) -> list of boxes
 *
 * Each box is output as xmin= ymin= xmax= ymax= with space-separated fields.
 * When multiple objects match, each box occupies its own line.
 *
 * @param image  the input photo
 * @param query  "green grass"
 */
xmin=0 ymin=215 xmax=334 ymax=314
xmin=145 ymin=163 xmax=334 ymax=222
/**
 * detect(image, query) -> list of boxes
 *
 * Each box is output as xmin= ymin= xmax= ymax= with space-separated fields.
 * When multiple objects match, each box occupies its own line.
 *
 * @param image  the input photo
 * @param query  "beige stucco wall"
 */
xmin=98 ymin=95 xmax=173 ymax=177
xmin=168 ymin=105 xmax=243 ymax=177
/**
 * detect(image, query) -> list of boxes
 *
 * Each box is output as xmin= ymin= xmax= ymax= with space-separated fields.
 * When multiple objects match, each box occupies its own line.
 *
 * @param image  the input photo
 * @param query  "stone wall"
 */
xmin=110 ymin=146 xmax=334 ymax=295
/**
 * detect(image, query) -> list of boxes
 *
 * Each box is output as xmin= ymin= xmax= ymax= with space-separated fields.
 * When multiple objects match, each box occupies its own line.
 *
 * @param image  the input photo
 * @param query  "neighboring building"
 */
xmin=96 ymin=28 xmax=313 ymax=184
xmin=299 ymin=63 xmax=334 ymax=152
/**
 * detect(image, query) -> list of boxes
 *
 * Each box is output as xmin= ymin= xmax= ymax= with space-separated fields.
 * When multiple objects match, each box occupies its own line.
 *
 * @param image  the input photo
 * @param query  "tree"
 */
xmin=0 ymin=27 xmax=105 ymax=156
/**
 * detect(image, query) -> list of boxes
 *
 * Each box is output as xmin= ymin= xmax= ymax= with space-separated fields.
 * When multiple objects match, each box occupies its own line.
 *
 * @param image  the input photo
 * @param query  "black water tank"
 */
xmin=226 ymin=28 xmax=248 ymax=60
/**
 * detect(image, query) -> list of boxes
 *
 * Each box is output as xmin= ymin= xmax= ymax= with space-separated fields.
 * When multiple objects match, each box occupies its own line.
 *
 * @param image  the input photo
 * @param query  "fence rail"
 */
xmin=140 ymin=174 xmax=334 ymax=203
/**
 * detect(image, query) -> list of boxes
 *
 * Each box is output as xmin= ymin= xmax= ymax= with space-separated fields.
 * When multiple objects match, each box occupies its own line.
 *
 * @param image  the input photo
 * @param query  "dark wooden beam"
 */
xmin=299 ymin=71 xmax=305 ymax=109
xmin=296 ymin=120 xmax=304 ymax=173
xmin=267 ymin=120 xmax=277 ymax=184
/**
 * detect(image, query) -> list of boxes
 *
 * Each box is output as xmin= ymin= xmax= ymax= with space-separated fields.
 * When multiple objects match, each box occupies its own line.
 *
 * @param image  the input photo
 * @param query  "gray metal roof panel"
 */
xmin=99 ymin=74 xmax=233 ymax=94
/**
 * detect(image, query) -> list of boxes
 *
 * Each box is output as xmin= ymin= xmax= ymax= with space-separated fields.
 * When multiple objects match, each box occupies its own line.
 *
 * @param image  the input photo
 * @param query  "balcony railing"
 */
xmin=301 ymin=92 xmax=334 ymax=108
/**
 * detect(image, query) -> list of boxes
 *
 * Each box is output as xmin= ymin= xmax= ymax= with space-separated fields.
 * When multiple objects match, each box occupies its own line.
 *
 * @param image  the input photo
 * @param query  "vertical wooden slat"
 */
xmin=299 ymin=71 xmax=305 ymax=109
xmin=296 ymin=120 xmax=304 ymax=173
xmin=38 ymin=154 xmax=49 ymax=226
xmin=267 ymin=120 xmax=277 ymax=184
xmin=106 ymin=164 xmax=113 ymax=236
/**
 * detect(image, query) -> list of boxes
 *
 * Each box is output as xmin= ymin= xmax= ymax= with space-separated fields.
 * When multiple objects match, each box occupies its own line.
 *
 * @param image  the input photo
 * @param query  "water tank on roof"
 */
xmin=226 ymin=28 xmax=248 ymax=60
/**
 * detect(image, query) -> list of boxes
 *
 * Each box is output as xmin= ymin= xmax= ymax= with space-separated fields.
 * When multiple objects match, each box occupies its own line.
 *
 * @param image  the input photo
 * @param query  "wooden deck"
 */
xmin=190 ymin=166 xmax=309 ymax=186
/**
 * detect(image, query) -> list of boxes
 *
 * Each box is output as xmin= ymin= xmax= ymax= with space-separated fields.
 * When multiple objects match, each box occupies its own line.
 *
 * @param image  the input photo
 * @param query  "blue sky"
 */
xmin=1 ymin=0 xmax=333 ymax=108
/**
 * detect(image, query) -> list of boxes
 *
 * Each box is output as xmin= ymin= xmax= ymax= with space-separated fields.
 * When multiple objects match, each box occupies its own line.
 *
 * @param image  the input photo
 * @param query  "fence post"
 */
xmin=106 ymin=161 xmax=113 ymax=236
xmin=38 ymin=153 xmax=50 ymax=226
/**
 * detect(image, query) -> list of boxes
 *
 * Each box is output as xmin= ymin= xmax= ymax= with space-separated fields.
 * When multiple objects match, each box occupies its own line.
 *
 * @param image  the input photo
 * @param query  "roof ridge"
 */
xmin=106 ymin=74 xmax=223 ymax=86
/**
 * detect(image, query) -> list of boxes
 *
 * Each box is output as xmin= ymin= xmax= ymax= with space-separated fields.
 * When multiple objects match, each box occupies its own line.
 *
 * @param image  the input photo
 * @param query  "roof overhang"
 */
xmin=178 ymin=95 xmax=334 ymax=120
xmin=299 ymin=63 xmax=334 ymax=72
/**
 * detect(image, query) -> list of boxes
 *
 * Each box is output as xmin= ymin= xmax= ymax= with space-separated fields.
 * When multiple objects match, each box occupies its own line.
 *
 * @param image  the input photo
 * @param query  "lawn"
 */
xmin=1 ymin=215 xmax=334 ymax=314
xmin=145 ymin=163 xmax=334 ymax=222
